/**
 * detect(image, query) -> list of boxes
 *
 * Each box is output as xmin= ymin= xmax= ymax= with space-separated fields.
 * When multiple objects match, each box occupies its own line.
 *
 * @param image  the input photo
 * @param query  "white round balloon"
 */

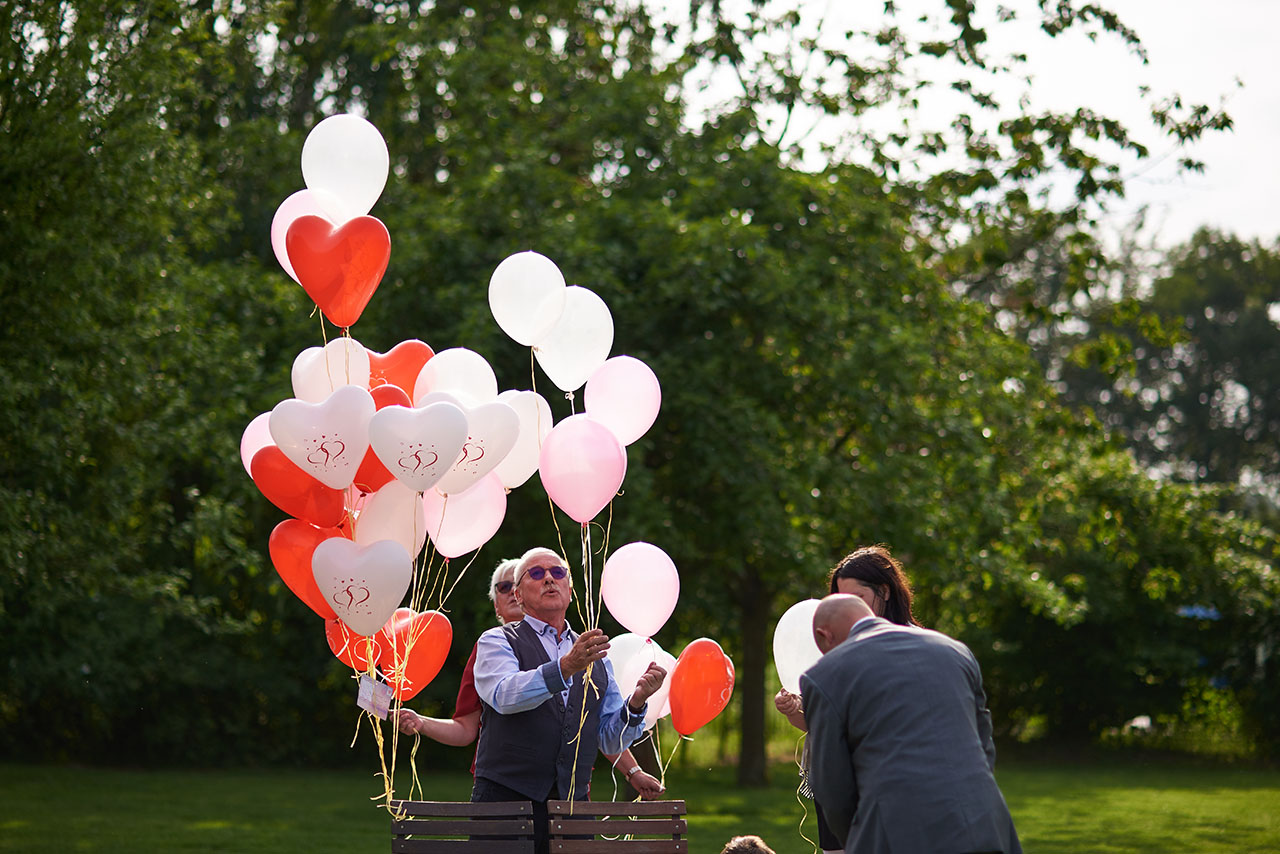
xmin=413 ymin=347 xmax=499 ymax=405
xmin=301 ymin=114 xmax=389 ymax=223
xmin=532 ymin=286 xmax=614 ymax=392
xmin=492 ymin=389 xmax=554 ymax=489
xmin=488 ymin=251 xmax=568 ymax=346
xmin=773 ymin=598 xmax=823 ymax=694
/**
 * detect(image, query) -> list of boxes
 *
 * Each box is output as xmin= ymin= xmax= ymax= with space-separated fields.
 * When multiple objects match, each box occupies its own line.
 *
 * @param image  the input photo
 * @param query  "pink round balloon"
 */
xmin=423 ymin=472 xmax=507 ymax=559
xmin=602 ymin=542 xmax=680 ymax=638
xmin=538 ymin=415 xmax=627 ymax=524
xmin=584 ymin=356 xmax=661 ymax=446
xmin=240 ymin=412 xmax=273 ymax=476
xmin=271 ymin=189 xmax=336 ymax=282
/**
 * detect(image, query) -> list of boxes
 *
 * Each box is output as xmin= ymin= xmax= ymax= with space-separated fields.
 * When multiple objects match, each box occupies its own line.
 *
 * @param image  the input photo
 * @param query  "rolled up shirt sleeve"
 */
xmin=473 ymin=627 xmax=568 ymax=714
xmin=596 ymin=657 xmax=648 ymax=755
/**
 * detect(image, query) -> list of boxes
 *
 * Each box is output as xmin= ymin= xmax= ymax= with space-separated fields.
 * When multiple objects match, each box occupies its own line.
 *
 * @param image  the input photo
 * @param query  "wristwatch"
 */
xmin=624 ymin=765 xmax=642 ymax=779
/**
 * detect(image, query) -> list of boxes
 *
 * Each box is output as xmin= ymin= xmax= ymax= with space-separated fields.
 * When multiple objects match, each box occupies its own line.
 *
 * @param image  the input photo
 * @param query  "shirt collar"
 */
xmin=523 ymin=613 xmax=573 ymax=640
xmin=849 ymin=614 xmax=878 ymax=636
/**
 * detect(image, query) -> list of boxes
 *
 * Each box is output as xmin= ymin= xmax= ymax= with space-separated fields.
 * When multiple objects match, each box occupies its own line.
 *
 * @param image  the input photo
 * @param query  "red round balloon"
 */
xmin=285 ymin=214 xmax=390 ymax=328
xmin=252 ymin=445 xmax=346 ymax=527
xmin=268 ymin=519 xmax=349 ymax=620
xmin=669 ymin=638 xmax=735 ymax=736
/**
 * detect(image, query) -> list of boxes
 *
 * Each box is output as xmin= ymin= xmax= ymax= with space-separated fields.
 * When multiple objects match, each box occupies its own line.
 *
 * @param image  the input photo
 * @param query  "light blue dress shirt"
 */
xmin=473 ymin=615 xmax=648 ymax=755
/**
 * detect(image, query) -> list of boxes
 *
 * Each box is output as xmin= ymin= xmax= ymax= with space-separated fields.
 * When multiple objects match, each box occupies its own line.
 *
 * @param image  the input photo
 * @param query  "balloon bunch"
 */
xmin=242 ymin=115 xmax=736 ymax=788
xmin=490 ymin=255 xmax=738 ymax=746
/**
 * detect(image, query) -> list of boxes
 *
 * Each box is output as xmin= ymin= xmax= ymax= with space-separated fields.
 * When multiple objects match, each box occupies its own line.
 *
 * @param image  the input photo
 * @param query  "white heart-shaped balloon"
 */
xmin=413 ymin=347 xmax=499 ymax=405
xmin=417 ymin=392 xmax=519 ymax=495
xmin=532 ymin=285 xmax=614 ymax=392
xmin=488 ymin=251 xmax=568 ymax=346
xmin=270 ymin=385 xmax=375 ymax=489
xmin=368 ymin=402 xmax=469 ymax=493
xmin=493 ymin=389 xmax=554 ymax=489
xmin=354 ymin=480 xmax=428 ymax=558
xmin=292 ymin=338 xmax=371 ymax=402
xmin=312 ymin=537 xmax=412 ymax=637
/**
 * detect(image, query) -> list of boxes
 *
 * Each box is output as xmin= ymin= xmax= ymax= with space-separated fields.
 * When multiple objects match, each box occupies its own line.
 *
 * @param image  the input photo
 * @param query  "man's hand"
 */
xmin=629 ymin=769 xmax=666 ymax=800
xmin=628 ymin=662 xmax=667 ymax=710
xmin=774 ymin=688 xmax=807 ymax=732
xmin=774 ymin=688 xmax=802 ymax=716
xmin=560 ymin=628 xmax=610 ymax=678
xmin=394 ymin=709 xmax=423 ymax=735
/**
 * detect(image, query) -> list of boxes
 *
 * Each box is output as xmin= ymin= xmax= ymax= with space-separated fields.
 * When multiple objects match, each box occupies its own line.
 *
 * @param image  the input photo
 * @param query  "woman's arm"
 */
xmin=395 ymin=709 xmax=480 ymax=746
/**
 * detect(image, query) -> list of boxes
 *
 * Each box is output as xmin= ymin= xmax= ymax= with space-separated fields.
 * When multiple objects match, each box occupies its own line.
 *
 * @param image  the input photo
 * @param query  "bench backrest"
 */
xmin=547 ymin=799 xmax=688 ymax=853
xmin=389 ymin=799 xmax=535 ymax=853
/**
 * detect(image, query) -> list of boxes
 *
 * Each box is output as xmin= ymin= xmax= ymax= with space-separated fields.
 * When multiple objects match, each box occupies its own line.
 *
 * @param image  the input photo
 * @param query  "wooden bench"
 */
xmin=390 ymin=800 xmax=535 ymax=853
xmin=548 ymin=799 xmax=687 ymax=853
xmin=389 ymin=799 xmax=687 ymax=853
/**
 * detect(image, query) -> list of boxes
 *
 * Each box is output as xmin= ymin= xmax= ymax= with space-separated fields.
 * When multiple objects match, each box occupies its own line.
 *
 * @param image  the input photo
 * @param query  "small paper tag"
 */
xmin=357 ymin=674 xmax=393 ymax=720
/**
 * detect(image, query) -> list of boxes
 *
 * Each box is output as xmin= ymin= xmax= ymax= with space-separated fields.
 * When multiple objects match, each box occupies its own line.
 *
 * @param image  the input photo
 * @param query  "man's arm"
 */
xmin=963 ymin=647 xmax=997 ymax=771
xmin=602 ymin=747 xmax=665 ymax=800
xmin=801 ymin=673 xmax=857 ymax=844
xmin=472 ymin=628 xmax=567 ymax=713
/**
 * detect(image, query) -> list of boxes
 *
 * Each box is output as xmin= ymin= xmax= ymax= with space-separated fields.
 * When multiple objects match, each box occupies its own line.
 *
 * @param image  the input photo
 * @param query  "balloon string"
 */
xmin=565 ymin=657 xmax=595 ymax=815
xmin=794 ymin=732 xmax=818 ymax=854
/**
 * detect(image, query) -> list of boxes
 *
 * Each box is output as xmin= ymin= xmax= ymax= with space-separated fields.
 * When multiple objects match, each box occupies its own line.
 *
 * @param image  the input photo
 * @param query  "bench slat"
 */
xmin=390 ymin=800 xmax=532 ymax=817
xmin=394 ymin=840 xmax=536 ymax=854
xmin=551 ymin=842 xmax=687 ymax=853
xmin=392 ymin=818 xmax=535 ymax=836
xmin=546 ymin=800 xmax=686 ymax=817
xmin=550 ymin=818 xmax=687 ymax=835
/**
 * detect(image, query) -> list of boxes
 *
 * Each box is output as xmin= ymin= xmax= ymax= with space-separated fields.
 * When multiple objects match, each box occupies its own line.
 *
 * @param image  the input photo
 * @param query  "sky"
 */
xmin=651 ymin=0 xmax=1279 ymax=249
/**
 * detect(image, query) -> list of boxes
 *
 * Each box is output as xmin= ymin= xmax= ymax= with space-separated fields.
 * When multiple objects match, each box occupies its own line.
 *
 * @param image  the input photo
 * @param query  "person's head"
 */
xmin=719 ymin=835 xmax=776 ymax=854
xmin=827 ymin=544 xmax=916 ymax=625
xmin=514 ymin=546 xmax=573 ymax=624
xmin=812 ymin=593 xmax=874 ymax=654
xmin=487 ymin=558 xmax=523 ymax=624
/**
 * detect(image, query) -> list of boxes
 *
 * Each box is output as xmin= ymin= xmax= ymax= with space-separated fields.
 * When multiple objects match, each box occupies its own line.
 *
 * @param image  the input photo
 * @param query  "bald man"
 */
xmin=800 ymin=594 xmax=1021 ymax=854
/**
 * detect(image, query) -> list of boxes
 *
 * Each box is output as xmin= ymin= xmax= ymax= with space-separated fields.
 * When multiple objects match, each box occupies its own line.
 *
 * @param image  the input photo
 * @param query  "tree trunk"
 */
xmin=736 ymin=571 xmax=769 ymax=786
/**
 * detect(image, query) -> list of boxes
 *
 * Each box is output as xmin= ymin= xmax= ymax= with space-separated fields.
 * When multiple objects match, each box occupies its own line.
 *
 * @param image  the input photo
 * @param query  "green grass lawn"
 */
xmin=2 ymin=751 xmax=1277 ymax=853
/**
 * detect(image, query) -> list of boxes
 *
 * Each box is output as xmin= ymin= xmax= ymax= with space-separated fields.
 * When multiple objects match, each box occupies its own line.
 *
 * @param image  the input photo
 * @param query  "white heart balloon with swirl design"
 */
xmin=312 ymin=537 xmax=412 ymax=638
xmin=269 ymin=384 xmax=375 ymax=489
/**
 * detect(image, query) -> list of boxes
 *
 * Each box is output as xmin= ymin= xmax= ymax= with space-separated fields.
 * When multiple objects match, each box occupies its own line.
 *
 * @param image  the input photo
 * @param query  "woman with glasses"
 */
xmin=396 ymin=553 xmax=664 ymax=799
xmin=773 ymin=544 xmax=919 ymax=853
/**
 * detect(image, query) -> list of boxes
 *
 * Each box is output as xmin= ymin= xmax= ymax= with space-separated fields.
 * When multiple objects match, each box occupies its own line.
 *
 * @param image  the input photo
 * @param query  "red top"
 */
xmin=454 ymin=643 xmax=481 ymax=718
xmin=454 ymin=642 xmax=482 ymax=774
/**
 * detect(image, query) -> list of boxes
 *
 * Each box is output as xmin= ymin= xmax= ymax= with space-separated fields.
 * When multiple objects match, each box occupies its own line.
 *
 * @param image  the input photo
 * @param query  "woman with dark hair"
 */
xmin=826 ymin=544 xmax=918 ymax=626
xmin=774 ymin=544 xmax=918 ymax=853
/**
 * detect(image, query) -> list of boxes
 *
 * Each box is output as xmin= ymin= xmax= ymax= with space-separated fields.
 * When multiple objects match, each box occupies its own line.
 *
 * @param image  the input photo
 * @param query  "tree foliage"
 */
xmin=1 ymin=0 xmax=1275 ymax=776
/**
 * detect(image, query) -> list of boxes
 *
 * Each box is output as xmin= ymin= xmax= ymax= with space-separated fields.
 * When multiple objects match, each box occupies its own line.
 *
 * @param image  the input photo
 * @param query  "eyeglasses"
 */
xmin=494 ymin=580 xmax=514 ymax=595
xmin=524 ymin=565 xmax=568 ymax=582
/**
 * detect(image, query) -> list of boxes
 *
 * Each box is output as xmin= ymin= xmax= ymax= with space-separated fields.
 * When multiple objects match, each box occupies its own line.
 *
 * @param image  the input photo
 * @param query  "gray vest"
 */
xmin=474 ymin=620 xmax=608 ymax=801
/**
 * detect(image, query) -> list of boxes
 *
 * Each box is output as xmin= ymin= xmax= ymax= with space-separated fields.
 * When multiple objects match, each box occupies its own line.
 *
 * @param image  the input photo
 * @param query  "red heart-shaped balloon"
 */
xmin=369 ymin=340 xmax=434 ymax=397
xmin=352 ymin=383 xmax=413 ymax=495
xmin=252 ymin=445 xmax=347 ymax=528
xmin=285 ymin=214 xmax=391 ymax=329
xmin=325 ymin=617 xmax=383 ymax=670
xmin=669 ymin=638 xmax=735 ymax=736
xmin=268 ymin=519 xmax=349 ymax=620
xmin=378 ymin=608 xmax=453 ymax=700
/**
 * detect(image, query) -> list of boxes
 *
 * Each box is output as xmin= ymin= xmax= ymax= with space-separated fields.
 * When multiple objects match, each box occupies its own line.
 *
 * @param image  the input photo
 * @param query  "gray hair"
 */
xmin=487 ymin=558 xmax=519 ymax=601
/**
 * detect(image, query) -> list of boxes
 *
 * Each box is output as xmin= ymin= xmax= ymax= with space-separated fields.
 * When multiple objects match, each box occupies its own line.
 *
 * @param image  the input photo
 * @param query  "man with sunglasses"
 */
xmin=472 ymin=546 xmax=667 ymax=854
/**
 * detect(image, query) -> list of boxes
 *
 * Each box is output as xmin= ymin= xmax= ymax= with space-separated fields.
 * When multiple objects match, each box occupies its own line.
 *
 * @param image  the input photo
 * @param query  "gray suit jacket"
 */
xmin=800 ymin=618 xmax=1021 ymax=854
